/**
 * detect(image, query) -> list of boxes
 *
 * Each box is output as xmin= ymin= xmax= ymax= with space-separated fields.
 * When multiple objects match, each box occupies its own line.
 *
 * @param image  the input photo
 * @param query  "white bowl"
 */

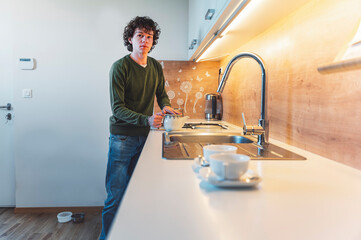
xmin=57 ymin=211 xmax=72 ymax=223
xmin=208 ymin=153 xmax=250 ymax=180
xmin=163 ymin=115 xmax=189 ymax=132
xmin=203 ymin=144 xmax=237 ymax=161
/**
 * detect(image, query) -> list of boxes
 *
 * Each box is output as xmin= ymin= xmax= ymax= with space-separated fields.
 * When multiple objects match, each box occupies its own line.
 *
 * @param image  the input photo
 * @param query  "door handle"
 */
xmin=0 ymin=103 xmax=11 ymax=110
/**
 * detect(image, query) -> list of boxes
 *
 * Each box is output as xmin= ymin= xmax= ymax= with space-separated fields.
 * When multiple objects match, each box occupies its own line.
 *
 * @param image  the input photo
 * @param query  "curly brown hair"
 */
xmin=123 ymin=16 xmax=161 ymax=53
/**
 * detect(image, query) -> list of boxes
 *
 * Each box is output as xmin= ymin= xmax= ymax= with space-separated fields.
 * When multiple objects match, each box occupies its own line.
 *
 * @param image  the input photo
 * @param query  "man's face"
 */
xmin=128 ymin=28 xmax=154 ymax=54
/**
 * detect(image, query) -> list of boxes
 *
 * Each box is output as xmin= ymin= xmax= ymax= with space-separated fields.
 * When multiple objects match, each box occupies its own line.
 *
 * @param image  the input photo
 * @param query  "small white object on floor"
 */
xmin=57 ymin=211 xmax=72 ymax=223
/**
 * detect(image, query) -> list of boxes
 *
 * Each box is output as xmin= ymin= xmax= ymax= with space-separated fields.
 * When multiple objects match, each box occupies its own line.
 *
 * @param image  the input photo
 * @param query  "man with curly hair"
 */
xmin=99 ymin=16 xmax=178 ymax=240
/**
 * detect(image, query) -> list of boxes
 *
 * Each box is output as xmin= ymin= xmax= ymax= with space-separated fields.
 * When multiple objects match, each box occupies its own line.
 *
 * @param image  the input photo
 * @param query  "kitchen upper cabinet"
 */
xmin=188 ymin=0 xmax=317 ymax=62
xmin=188 ymin=0 xmax=230 ymax=59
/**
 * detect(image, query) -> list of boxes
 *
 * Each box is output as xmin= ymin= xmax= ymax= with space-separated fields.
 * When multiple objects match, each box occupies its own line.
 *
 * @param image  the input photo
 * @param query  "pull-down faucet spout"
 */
xmin=217 ymin=52 xmax=268 ymax=146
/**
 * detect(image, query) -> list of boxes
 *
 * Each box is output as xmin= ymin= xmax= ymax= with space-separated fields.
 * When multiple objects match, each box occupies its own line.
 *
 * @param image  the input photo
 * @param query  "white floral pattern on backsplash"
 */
xmin=167 ymin=90 xmax=175 ymax=102
xmin=180 ymin=81 xmax=192 ymax=113
xmin=177 ymin=98 xmax=184 ymax=109
xmin=156 ymin=61 xmax=219 ymax=118
xmin=193 ymin=92 xmax=203 ymax=113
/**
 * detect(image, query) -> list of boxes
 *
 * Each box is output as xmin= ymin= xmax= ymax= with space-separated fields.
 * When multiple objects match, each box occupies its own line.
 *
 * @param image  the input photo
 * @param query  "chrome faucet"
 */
xmin=217 ymin=52 xmax=268 ymax=146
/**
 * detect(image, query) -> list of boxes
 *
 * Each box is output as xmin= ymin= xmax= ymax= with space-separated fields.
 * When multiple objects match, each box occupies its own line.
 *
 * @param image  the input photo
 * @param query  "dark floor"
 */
xmin=0 ymin=208 xmax=102 ymax=240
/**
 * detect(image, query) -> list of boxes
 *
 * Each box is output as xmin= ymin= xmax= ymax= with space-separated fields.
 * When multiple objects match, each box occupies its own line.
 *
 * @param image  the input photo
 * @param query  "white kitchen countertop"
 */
xmin=108 ymin=121 xmax=361 ymax=240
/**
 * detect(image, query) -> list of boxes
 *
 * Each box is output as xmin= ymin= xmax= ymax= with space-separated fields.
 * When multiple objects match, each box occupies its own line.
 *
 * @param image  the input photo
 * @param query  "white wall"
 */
xmin=10 ymin=0 xmax=188 ymax=207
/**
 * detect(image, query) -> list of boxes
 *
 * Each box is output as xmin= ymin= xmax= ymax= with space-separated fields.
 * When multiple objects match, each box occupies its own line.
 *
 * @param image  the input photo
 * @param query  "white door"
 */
xmin=0 ymin=2 xmax=15 ymax=206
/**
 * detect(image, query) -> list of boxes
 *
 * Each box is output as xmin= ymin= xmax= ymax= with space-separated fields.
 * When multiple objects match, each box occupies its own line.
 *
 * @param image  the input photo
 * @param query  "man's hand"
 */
xmin=162 ymin=106 xmax=181 ymax=115
xmin=148 ymin=112 xmax=164 ymax=128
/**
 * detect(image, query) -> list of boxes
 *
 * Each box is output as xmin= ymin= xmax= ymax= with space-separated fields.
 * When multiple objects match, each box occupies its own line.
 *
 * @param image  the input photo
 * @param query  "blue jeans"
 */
xmin=99 ymin=134 xmax=147 ymax=240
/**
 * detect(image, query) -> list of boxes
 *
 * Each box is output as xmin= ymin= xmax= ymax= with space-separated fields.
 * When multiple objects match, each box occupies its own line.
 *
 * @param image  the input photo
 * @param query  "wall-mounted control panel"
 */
xmin=19 ymin=58 xmax=35 ymax=70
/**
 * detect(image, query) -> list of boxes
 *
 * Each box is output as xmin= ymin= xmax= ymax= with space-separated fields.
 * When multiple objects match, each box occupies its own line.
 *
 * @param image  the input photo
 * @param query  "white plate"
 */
xmin=199 ymin=167 xmax=261 ymax=187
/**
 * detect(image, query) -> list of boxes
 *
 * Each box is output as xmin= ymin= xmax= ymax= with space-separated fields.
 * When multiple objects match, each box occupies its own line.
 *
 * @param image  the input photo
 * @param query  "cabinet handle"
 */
xmin=189 ymin=39 xmax=198 ymax=50
xmin=205 ymin=9 xmax=215 ymax=20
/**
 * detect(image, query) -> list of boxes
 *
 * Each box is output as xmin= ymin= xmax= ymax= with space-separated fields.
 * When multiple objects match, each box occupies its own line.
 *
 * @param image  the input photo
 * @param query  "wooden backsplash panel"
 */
xmin=220 ymin=0 xmax=361 ymax=169
xmin=154 ymin=61 xmax=220 ymax=118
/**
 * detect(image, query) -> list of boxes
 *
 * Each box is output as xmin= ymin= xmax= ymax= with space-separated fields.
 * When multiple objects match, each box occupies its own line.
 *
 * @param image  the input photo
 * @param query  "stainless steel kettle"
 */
xmin=204 ymin=93 xmax=222 ymax=120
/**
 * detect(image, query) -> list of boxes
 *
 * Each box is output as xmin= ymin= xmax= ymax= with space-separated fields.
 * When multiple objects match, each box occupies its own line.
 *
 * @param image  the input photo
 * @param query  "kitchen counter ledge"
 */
xmin=108 ymin=121 xmax=361 ymax=240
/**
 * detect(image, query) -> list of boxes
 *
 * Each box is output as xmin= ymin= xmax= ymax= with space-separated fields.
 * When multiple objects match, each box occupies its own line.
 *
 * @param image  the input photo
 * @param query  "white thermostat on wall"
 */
xmin=18 ymin=58 xmax=35 ymax=70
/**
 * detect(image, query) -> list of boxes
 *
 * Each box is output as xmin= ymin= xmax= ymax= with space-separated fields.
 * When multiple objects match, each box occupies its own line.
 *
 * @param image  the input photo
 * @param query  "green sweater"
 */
xmin=109 ymin=55 xmax=170 ymax=136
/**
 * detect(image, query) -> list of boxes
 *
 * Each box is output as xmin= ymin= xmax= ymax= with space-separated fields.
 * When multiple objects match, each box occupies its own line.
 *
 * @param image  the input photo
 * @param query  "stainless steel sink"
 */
xmin=162 ymin=132 xmax=306 ymax=160
xmin=166 ymin=132 xmax=253 ymax=144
